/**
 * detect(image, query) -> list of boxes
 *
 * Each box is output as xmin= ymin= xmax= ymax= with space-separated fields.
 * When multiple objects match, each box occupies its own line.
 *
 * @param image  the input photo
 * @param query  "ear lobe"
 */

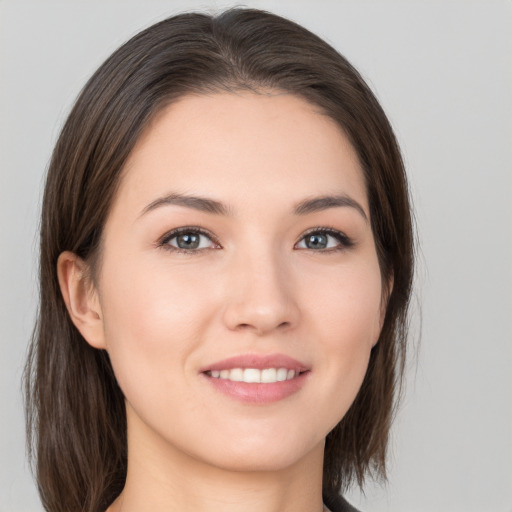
xmin=57 ymin=251 xmax=106 ymax=350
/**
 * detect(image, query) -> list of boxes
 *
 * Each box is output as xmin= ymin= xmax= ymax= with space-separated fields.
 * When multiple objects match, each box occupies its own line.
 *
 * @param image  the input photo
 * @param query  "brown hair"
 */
xmin=24 ymin=7 xmax=414 ymax=512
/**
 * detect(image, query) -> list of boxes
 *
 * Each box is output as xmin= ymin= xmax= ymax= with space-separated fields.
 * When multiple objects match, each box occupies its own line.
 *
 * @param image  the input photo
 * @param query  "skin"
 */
xmin=58 ymin=91 xmax=386 ymax=512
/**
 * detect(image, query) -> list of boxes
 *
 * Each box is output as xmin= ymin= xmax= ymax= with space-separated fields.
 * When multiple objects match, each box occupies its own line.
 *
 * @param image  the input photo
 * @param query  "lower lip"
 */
xmin=202 ymin=372 xmax=309 ymax=404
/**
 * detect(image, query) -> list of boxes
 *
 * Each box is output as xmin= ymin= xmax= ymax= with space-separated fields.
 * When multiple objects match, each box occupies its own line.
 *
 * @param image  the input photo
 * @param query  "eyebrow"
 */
xmin=294 ymin=195 xmax=368 ymax=221
xmin=140 ymin=192 xmax=368 ymax=221
xmin=141 ymin=192 xmax=233 ymax=217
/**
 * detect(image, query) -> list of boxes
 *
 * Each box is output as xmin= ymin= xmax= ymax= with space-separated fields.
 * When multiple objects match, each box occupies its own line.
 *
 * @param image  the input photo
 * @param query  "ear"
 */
xmin=373 ymin=273 xmax=394 ymax=347
xmin=57 ymin=251 xmax=107 ymax=350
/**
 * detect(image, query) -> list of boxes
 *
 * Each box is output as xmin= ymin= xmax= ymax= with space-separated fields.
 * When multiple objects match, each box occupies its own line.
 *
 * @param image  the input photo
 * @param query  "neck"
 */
xmin=108 ymin=411 xmax=326 ymax=512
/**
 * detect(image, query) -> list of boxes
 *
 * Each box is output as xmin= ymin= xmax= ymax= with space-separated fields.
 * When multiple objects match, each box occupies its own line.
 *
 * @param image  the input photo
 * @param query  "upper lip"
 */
xmin=200 ymin=353 xmax=310 ymax=373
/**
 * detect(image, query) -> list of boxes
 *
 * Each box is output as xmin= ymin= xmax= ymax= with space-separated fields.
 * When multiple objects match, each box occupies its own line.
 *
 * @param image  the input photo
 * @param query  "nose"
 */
xmin=221 ymin=249 xmax=300 ymax=336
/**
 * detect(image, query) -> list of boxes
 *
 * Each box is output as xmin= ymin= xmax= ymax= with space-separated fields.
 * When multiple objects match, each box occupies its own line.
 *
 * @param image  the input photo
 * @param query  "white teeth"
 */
xmin=243 ymin=368 xmax=261 ymax=383
xmin=276 ymin=368 xmax=288 ymax=381
xmin=261 ymin=368 xmax=277 ymax=383
xmin=208 ymin=367 xmax=299 ymax=383
xmin=229 ymin=368 xmax=244 ymax=382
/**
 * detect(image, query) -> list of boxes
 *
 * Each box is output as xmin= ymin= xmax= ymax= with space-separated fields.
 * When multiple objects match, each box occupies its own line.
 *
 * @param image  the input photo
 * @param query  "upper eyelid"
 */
xmin=299 ymin=226 xmax=344 ymax=236
xmin=297 ymin=226 xmax=351 ymax=241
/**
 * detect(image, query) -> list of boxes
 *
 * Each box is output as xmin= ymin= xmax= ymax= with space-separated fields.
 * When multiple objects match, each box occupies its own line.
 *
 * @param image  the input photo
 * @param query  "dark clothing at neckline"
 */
xmin=323 ymin=491 xmax=361 ymax=512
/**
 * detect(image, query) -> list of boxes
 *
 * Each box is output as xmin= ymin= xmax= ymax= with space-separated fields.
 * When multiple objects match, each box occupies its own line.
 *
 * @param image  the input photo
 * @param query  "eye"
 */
xmin=295 ymin=228 xmax=354 ymax=251
xmin=159 ymin=227 xmax=219 ymax=253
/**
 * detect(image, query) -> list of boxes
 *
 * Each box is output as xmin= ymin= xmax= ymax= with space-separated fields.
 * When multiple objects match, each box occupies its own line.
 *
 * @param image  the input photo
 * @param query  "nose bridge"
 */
xmin=222 ymin=238 xmax=299 ymax=335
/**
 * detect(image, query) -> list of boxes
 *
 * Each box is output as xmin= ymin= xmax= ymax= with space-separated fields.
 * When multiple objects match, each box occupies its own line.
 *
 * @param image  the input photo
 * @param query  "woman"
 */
xmin=24 ymin=7 xmax=414 ymax=512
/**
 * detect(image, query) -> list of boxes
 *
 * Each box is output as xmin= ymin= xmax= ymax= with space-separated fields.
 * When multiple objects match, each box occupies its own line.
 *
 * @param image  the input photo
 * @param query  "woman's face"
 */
xmin=90 ymin=91 xmax=384 ymax=472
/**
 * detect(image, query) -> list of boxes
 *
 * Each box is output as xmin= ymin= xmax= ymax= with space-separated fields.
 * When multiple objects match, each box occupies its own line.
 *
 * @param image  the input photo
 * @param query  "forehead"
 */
xmin=114 ymin=91 xmax=368 ymax=218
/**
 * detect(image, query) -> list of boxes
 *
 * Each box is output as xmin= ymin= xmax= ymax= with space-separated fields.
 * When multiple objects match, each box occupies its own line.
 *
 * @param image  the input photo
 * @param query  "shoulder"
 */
xmin=323 ymin=491 xmax=361 ymax=512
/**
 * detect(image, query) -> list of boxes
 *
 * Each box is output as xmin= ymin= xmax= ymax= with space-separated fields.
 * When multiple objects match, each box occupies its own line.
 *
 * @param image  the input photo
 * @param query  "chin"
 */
xmin=188 ymin=428 xmax=325 ymax=474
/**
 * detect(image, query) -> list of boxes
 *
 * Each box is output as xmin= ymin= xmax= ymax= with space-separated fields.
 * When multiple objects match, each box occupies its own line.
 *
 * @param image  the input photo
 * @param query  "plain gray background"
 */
xmin=1 ymin=1 xmax=511 ymax=511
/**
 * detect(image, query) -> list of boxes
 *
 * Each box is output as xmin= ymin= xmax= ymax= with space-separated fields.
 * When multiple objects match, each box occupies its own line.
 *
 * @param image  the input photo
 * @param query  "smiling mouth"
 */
xmin=201 ymin=354 xmax=310 ymax=403
xmin=205 ymin=367 xmax=305 ymax=384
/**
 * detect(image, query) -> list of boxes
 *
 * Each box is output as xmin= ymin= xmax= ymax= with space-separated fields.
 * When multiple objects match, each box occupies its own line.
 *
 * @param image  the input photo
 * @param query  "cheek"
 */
xmin=101 ymin=253 xmax=214 ymax=336
xmin=304 ymin=259 xmax=382 ymax=419
xmin=309 ymin=257 xmax=383 ymax=348
xmin=97 ymin=257 xmax=216 ymax=394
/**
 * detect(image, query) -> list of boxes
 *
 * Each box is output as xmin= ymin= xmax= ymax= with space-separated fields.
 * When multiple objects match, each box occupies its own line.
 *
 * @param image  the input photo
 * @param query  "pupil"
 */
xmin=306 ymin=234 xmax=327 ymax=249
xmin=177 ymin=233 xmax=200 ymax=249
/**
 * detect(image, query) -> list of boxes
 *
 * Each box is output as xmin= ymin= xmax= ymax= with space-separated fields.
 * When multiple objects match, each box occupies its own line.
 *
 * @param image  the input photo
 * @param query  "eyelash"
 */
xmin=157 ymin=226 xmax=354 ymax=254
